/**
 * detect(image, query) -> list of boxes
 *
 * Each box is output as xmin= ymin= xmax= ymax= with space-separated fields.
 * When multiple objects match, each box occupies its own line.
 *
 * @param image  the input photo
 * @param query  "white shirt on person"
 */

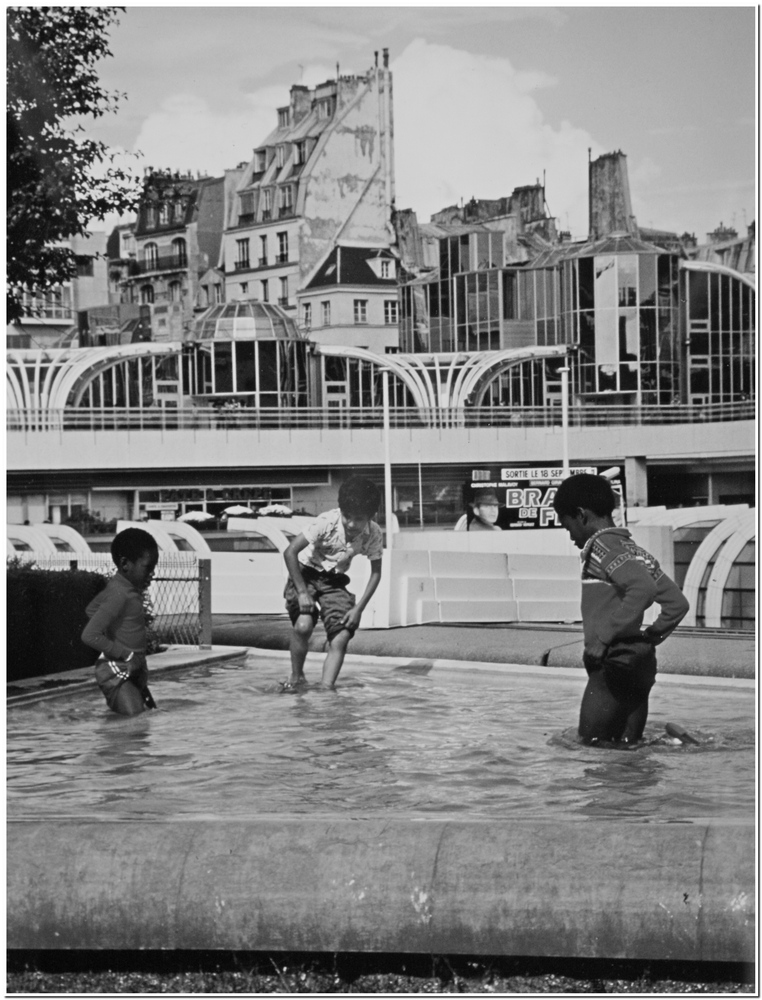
xmin=298 ymin=508 xmax=383 ymax=574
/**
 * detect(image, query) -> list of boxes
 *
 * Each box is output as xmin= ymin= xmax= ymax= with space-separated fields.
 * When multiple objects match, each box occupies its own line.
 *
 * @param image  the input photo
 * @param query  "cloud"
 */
xmin=391 ymin=40 xmax=598 ymax=236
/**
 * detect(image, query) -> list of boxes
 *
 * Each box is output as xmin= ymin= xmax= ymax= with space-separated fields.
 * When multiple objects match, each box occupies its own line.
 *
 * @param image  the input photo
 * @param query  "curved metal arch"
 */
xmin=703 ymin=511 xmax=756 ymax=628
xmin=49 ymin=343 xmax=180 ymax=409
xmin=681 ymin=509 xmax=754 ymax=626
xmin=454 ymin=345 xmax=569 ymax=406
xmin=316 ymin=345 xmax=432 ymax=409
xmin=681 ymin=259 xmax=756 ymax=291
xmin=631 ymin=504 xmax=749 ymax=529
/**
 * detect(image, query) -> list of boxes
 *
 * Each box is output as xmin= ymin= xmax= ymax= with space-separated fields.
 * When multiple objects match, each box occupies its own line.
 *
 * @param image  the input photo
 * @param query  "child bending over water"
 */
xmin=553 ymin=474 xmax=689 ymax=744
xmin=283 ymin=476 xmax=383 ymax=689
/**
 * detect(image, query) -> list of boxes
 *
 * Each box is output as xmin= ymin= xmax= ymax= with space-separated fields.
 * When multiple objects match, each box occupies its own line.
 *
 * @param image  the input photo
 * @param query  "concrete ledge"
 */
xmin=7 ymin=817 xmax=754 ymax=962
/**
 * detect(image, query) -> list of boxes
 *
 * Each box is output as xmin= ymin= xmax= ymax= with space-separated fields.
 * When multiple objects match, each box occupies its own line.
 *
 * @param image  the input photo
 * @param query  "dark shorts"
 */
xmin=284 ymin=567 xmax=356 ymax=641
xmin=583 ymin=637 xmax=657 ymax=701
xmin=94 ymin=658 xmax=148 ymax=711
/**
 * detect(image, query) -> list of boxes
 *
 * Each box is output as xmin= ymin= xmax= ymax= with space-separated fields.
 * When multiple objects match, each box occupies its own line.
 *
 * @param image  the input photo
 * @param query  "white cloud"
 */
xmin=391 ymin=40 xmax=599 ymax=236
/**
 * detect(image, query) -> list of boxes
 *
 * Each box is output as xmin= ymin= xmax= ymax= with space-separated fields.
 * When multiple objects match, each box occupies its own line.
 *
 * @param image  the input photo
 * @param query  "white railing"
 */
xmin=6 ymin=401 xmax=755 ymax=433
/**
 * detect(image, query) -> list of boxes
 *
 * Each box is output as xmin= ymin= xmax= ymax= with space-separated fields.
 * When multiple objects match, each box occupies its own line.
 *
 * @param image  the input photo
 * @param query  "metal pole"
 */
xmin=418 ymin=461 xmax=424 ymax=529
xmin=560 ymin=366 xmax=570 ymax=476
xmin=382 ymin=370 xmax=393 ymax=548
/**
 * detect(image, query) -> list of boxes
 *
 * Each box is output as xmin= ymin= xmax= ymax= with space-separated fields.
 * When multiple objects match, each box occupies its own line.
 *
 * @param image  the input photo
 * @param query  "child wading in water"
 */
xmin=283 ymin=476 xmax=383 ymax=689
xmin=82 ymin=527 xmax=159 ymax=716
xmin=553 ymin=474 xmax=689 ymax=744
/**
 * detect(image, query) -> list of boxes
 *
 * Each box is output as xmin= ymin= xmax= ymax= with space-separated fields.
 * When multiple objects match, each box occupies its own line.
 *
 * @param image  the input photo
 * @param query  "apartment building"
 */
xmin=118 ymin=167 xmax=243 ymax=338
xmin=221 ymin=50 xmax=398 ymax=351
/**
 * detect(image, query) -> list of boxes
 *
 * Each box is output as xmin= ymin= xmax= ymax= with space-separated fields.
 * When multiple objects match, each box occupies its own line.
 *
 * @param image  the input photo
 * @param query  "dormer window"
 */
xmin=294 ymin=140 xmax=307 ymax=165
xmin=276 ymin=145 xmax=286 ymax=169
xmin=239 ymin=191 xmax=255 ymax=219
xmin=253 ymin=149 xmax=266 ymax=173
xmin=381 ymin=260 xmax=391 ymax=279
xmin=159 ymin=202 xmax=170 ymax=225
xmin=172 ymin=200 xmax=184 ymax=223
xmin=278 ymin=108 xmax=289 ymax=128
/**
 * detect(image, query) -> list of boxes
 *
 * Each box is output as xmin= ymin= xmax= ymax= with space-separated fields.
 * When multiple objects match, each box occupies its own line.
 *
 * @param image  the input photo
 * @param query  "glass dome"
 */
xmin=190 ymin=300 xmax=304 ymax=342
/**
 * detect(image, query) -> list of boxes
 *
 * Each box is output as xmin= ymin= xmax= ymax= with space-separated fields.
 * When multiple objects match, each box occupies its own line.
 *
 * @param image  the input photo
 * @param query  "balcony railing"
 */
xmin=130 ymin=254 xmax=187 ymax=276
xmin=258 ymin=257 xmax=268 ymax=267
xmin=7 ymin=401 xmax=754 ymax=434
xmin=278 ymin=297 xmax=290 ymax=306
xmin=275 ymin=252 xmax=289 ymax=264
xmin=233 ymin=261 xmax=251 ymax=271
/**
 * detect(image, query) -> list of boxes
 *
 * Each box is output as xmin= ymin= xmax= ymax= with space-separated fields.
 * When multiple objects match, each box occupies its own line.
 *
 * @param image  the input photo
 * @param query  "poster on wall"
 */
xmin=464 ymin=466 xmax=625 ymax=530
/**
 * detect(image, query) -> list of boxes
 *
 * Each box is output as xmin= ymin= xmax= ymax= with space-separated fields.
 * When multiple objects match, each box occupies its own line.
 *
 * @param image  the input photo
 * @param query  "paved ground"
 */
xmin=212 ymin=614 xmax=755 ymax=680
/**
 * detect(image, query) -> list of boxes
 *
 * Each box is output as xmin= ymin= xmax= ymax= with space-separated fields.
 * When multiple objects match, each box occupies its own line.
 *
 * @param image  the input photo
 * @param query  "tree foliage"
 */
xmin=7 ymin=6 xmax=140 ymax=322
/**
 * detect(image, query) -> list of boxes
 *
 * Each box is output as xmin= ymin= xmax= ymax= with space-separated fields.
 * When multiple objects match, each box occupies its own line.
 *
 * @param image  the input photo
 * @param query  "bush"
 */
xmin=6 ymin=563 xmax=108 ymax=682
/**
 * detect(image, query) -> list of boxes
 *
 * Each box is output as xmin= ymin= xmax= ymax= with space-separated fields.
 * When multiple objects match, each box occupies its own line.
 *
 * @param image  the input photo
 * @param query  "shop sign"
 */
xmin=469 ymin=466 xmax=598 ymax=529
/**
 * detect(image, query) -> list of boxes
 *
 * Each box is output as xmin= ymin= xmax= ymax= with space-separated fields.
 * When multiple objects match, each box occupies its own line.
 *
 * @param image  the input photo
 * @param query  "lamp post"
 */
xmin=382 ymin=370 xmax=393 ymax=548
xmin=560 ymin=366 xmax=570 ymax=477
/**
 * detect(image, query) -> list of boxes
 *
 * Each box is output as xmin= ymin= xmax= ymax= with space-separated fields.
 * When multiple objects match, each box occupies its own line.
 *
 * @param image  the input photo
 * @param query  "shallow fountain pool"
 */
xmin=7 ymin=653 xmax=754 ymax=824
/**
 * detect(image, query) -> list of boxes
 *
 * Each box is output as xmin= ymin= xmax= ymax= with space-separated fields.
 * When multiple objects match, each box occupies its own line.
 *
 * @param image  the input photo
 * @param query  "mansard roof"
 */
xmin=305 ymin=245 xmax=398 ymax=289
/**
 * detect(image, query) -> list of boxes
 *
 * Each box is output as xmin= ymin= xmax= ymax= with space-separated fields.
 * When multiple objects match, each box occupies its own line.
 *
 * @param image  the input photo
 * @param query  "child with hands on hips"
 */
xmin=552 ymin=474 xmax=689 ymax=744
xmin=82 ymin=527 xmax=159 ymax=716
xmin=282 ymin=476 xmax=383 ymax=690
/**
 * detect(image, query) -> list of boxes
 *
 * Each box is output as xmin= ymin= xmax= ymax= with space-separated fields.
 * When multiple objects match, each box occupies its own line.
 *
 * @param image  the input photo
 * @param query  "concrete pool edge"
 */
xmin=7 ymin=816 xmax=755 ymax=962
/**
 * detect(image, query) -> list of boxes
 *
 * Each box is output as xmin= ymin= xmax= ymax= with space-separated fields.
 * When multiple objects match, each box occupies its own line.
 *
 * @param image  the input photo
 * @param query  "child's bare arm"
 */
xmin=342 ymin=558 xmax=382 ymax=630
xmin=283 ymin=534 xmax=314 ymax=613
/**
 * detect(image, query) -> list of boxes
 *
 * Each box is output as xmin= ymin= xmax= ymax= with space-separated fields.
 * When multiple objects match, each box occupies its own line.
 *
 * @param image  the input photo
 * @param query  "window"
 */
xmin=381 ymin=260 xmax=391 ymax=279
xmin=172 ymin=238 xmax=187 ymax=267
xmin=261 ymin=279 xmax=269 ymax=302
xmin=276 ymin=145 xmax=285 ymax=168
xmin=277 ymin=232 xmax=288 ymax=263
xmin=240 ymin=282 xmax=248 ymax=295
xmin=159 ymin=202 xmax=170 ymax=225
xmin=144 ymin=243 xmax=158 ymax=269
xmin=173 ymin=200 xmax=184 ymax=222
xmin=253 ymin=149 xmax=266 ymax=173
xmin=354 ymin=299 xmax=368 ymax=324
xmin=169 ymin=281 xmax=182 ymax=302
xmin=214 ymin=283 xmax=223 ymax=303
xmin=279 ymin=276 xmax=289 ymax=305
xmin=321 ymin=301 xmax=331 ymax=326
xmin=294 ymin=140 xmax=307 ymax=165
xmin=146 ymin=206 xmax=157 ymax=228
xmin=384 ymin=300 xmax=398 ymax=324
xmin=76 ymin=256 xmax=94 ymax=277
xmin=303 ymin=302 xmax=312 ymax=330
xmin=236 ymin=238 xmax=250 ymax=270
xmin=239 ymin=192 xmax=254 ymax=218
xmin=259 ymin=235 xmax=268 ymax=266
xmin=277 ymin=108 xmax=289 ymax=128
xmin=279 ymin=186 xmax=293 ymax=215
xmin=261 ymin=189 xmax=272 ymax=219
xmin=141 ymin=284 xmax=154 ymax=304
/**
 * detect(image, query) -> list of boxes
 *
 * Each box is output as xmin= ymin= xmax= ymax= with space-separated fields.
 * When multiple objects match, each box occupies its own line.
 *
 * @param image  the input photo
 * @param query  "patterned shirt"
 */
xmin=298 ymin=508 xmax=383 ymax=574
xmin=579 ymin=527 xmax=689 ymax=647
xmin=82 ymin=572 xmax=147 ymax=660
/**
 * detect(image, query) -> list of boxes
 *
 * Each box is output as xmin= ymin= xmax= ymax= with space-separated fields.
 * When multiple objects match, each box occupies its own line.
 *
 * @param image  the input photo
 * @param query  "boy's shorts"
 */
xmin=94 ymin=658 xmax=148 ymax=710
xmin=583 ymin=637 xmax=657 ymax=700
xmin=284 ymin=567 xmax=356 ymax=641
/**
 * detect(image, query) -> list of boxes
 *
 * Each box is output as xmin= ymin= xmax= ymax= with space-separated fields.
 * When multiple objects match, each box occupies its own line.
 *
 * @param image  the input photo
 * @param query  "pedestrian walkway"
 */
xmin=212 ymin=614 xmax=754 ymax=680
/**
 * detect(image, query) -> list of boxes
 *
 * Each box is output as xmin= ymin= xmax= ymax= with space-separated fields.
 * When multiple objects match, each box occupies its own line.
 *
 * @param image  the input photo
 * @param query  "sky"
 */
xmin=89 ymin=4 xmax=757 ymax=242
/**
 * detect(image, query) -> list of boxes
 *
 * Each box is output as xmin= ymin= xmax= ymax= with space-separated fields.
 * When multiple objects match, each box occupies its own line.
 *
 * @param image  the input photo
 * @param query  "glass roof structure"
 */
xmin=190 ymin=300 xmax=304 ymax=342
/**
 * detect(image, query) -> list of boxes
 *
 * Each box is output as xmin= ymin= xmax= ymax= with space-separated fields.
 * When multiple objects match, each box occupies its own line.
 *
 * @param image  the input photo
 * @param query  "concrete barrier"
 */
xmin=8 ymin=817 xmax=754 ymax=961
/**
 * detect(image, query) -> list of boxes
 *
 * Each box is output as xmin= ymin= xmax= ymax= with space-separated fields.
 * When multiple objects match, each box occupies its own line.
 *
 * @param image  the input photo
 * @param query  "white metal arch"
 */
xmin=54 ymin=343 xmax=180 ymax=409
xmin=6 ymin=524 xmax=59 ymax=555
xmin=630 ymin=505 xmax=749 ymax=529
xmin=681 ymin=509 xmax=755 ymax=626
xmin=317 ymin=345 xmax=432 ymax=409
xmin=703 ymin=511 xmax=756 ymax=628
xmin=453 ymin=345 xmax=568 ymax=406
xmin=680 ymin=259 xmax=756 ymax=291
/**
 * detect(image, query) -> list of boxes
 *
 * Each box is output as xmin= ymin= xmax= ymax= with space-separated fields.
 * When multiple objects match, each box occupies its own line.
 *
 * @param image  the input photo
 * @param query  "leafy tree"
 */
xmin=7 ymin=6 xmax=140 ymax=322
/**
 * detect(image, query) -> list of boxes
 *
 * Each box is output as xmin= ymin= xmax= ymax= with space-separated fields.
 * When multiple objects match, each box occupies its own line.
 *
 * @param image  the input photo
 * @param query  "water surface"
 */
xmin=7 ymin=654 xmax=754 ymax=823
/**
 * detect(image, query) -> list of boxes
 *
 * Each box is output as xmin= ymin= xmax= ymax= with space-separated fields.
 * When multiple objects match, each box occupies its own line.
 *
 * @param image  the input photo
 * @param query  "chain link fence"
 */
xmin=21 ymin=553 xmax=212 ymax=648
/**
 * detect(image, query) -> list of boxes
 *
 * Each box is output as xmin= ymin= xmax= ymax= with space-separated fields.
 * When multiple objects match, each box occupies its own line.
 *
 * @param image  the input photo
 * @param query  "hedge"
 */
xmin=7 ymin=564 xmax=109 ymax=682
